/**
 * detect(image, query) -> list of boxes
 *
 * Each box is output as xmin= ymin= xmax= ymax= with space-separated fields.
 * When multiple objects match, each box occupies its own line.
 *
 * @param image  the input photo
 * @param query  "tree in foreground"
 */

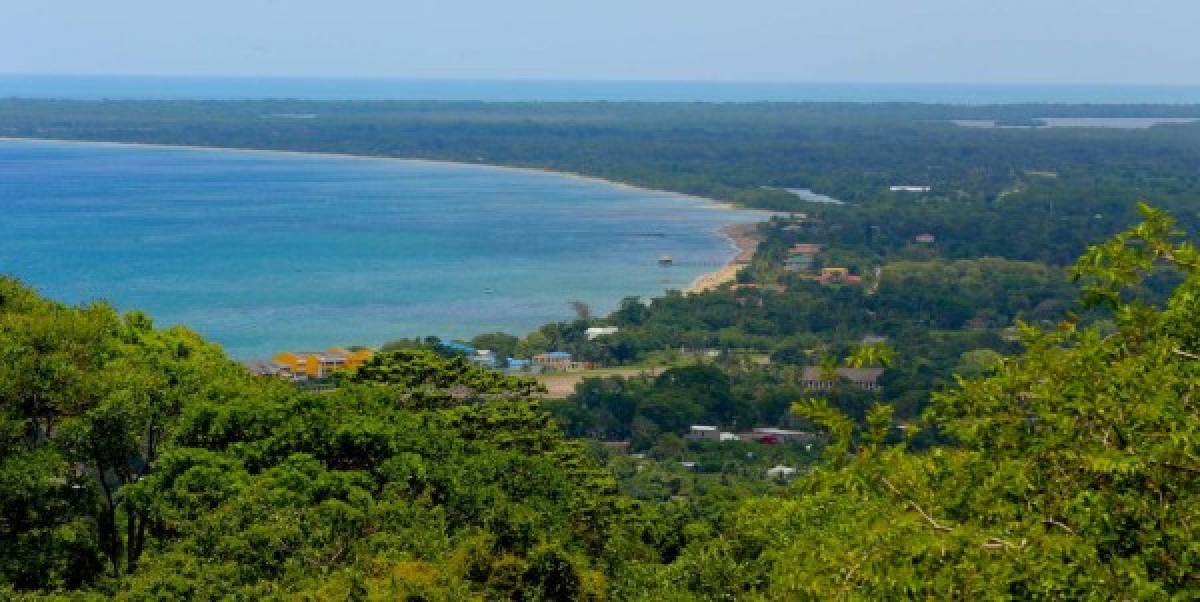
xmin=1 ymin=204 xmax=1197 ymax=600
xmin=707 ymin=203 xmax=1199 ymax=599
xmin=0 ymin=287 xmax=616 ymax=600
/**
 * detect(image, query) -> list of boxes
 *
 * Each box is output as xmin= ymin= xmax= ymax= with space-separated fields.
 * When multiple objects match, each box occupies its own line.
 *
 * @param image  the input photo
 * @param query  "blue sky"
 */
xmin=1 ymin=1 xmax=1195 ymax=83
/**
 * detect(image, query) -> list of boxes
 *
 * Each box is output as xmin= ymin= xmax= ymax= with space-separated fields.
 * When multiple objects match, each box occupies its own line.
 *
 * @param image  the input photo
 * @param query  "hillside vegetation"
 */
xmin=2 ymin=207 xmax=1197 ymax=599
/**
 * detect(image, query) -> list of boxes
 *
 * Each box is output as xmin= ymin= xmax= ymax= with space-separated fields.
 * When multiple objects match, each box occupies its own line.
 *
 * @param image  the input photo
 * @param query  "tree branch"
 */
xmin=1042 ymin=518 xmax=1076 ymax=536
xmin=880 ymin=477 xmax=952 ymax=532
xmin=1172 ymin=348 xmax=1200 ymax=361
xmin=982 ymin=537 xmax=1025 ymax=551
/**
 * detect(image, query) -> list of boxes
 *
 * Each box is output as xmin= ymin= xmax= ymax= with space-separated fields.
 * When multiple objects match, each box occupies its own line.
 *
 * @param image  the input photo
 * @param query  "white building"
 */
xmin=470 ymin=349 xmax=497 ymax=367
xmin=766 ymin=465 xmax=798 ymax=480
xmin=751 ymin=427 xmax=816 ymax=443
xmin=889 ymin=185 xmax=932 ymax=192
xmin=687 ymin=425 xmax=720 ymax=441
xmin=585 ymin=326 xmax=620 ymax=340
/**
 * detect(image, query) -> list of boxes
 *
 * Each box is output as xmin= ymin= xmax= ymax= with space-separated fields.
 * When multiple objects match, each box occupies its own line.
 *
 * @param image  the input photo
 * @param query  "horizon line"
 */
xmin=4 ymin=72 xmax=1200 ymax=88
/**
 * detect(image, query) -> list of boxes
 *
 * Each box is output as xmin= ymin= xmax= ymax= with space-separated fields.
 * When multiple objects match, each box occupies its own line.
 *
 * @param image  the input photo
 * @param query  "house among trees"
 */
xmin=272 ymin=348 xmax=374 ymax=379
xmin=785 ymin=255 xmax=815 ymax=272
xmin=585 ymin=326 xmax=620 ymax=340
xmin=818 ymin=267 xmax=863 ymax=285
xmin=789 ymin=243 xmax=822 ymax=256
xmin=687 ymin=425 xmax=744 ymax=442
xmin=766 ymin=465 xmax=798 ymax=480
xmin=533 ymin=351 xmax=585 ymax=372
xmin=915 ymin=232 xmax=936 ymax=243
xmin=801 ymin=366 xmax=884 ymax=391
xmin=781 ymin=212 xmax=820 ymax=229
xmin=749 ymin=427 xmax=816 ymax=443
xmin=687 ymin=425 xmax=721 ymax=441
xmin=785 ymin=243 xmax=822 ymax=272
xmin=243 ymin=359 xmax=295 ymax=379
xmin=470 ymin=349 xmax=498 ymax=367
xmin=600 ymin=440 xmax=631 ymax=454
xmin=505 ymin=358 xmax=532 ymax=372
xmin=442 ymin=341 xmax=476 ymax=354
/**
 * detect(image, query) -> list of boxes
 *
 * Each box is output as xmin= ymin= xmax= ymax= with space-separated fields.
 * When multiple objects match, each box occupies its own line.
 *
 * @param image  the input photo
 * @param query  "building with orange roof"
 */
xmin=272 ymin=348 xmax=374 ymax=379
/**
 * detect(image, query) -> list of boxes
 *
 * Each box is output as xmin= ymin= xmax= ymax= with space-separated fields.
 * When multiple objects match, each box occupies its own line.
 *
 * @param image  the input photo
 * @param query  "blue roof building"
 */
xmin=442 ymin=341 xmax=476 ymax=355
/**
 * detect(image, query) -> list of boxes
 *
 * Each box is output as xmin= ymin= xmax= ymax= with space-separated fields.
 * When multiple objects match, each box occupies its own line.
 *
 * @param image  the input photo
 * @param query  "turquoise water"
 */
xmin=5 ymin=75 xmax=1200 ymax=104
xmin=0 ymin=140 xmax=763 ymax=358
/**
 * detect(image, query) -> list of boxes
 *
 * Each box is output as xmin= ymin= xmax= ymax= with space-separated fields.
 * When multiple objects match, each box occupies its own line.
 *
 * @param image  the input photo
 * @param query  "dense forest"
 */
xmin=2 ymin=207 xmax=1198 ymax=599
xmin=3 ymin=99 xmax=1200 ymax=213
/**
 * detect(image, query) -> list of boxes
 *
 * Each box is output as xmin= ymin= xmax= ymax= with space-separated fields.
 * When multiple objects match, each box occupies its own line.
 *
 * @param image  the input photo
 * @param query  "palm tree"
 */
xmin=846 ymin=342 xmax=896 ymax=369
xmin=818 ymin=353 xmax=841 ymax=382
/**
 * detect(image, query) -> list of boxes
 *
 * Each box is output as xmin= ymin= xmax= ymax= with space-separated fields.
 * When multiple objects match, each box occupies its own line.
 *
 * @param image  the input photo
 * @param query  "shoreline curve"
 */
xmin=1 ymin=135 xmax=772 ymax=306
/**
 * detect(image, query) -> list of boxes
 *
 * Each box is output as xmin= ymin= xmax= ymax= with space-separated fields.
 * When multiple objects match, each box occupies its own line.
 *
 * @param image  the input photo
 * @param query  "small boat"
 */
xmin=658 ymin=254 xmax=674 ymax=266
xmin=484 ymin=288 xmax=495 ymax=294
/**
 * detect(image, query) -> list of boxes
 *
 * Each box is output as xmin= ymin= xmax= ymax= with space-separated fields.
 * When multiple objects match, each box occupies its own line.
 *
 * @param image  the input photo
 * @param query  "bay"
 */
xmin=0 ymin=139 xmax=763 ymax=358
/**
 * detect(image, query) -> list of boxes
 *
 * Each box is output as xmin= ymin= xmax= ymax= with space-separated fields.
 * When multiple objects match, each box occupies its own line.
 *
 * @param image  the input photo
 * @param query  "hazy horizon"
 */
xmin=5 ymin=73 xmax=1200 ymax=87
xmin=4 ymin=1 xmax=1198 ymax=85
xmin=6 ymin=75 xmax=1200 ymax=104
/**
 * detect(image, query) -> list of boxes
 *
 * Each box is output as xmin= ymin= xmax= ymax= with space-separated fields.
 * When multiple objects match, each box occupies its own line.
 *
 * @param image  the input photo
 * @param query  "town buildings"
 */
xmin=532 ymin=351 xmax=590 ymax=372
xmin=269 ymin=348 xmax=374 ymax=379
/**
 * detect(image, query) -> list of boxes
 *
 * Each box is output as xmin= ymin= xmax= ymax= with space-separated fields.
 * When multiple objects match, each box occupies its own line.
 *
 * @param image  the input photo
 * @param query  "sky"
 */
xmin=1 ymin=0 xmax=1196 ymax=84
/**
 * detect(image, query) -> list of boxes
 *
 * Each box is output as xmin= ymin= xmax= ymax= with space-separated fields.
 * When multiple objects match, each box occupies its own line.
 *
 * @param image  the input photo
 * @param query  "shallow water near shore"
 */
xmin=0 ymin=139 xmax=763 ymax=358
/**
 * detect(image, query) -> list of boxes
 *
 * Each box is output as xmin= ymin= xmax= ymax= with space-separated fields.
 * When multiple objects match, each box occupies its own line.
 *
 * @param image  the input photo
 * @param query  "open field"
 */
xmin=537 ymin=366 xmax=666 ymax=397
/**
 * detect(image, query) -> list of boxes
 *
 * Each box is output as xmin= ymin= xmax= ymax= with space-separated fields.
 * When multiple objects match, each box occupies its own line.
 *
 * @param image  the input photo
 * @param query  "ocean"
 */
xmin=3 ymin=75 xmax=1200 ymax=104
xmin=0 ymin=139 xmax=763 ymax=358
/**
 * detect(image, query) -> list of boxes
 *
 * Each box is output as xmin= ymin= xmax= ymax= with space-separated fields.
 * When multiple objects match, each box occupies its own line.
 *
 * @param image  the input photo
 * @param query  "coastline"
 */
xmin=686 ymin=222 xmax=761 ymax=294
xmin=1 ymin=136 xmax=772 ymax=330
xmin=0 ymin=136 xmax=750 ymax=210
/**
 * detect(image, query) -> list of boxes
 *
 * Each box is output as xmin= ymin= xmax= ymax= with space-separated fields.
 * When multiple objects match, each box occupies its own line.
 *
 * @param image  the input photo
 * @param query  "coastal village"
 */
xmin=244 ymin=209 xmax=900 ymax=389
xmin=242 ymin=209 xmax=910 ymax=481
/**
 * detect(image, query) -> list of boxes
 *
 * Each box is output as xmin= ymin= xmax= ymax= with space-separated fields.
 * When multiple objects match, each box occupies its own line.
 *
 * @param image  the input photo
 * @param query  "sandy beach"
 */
xmin=686 ymin=222 xmax=761 ymax=293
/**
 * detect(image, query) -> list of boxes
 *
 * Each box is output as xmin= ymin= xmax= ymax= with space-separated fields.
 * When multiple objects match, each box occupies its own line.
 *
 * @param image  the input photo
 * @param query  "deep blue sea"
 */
xmin=4 ymin=75 xmax=1200 ymax=104
xmin=0 ymin=139 xmax=763 ymax=358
